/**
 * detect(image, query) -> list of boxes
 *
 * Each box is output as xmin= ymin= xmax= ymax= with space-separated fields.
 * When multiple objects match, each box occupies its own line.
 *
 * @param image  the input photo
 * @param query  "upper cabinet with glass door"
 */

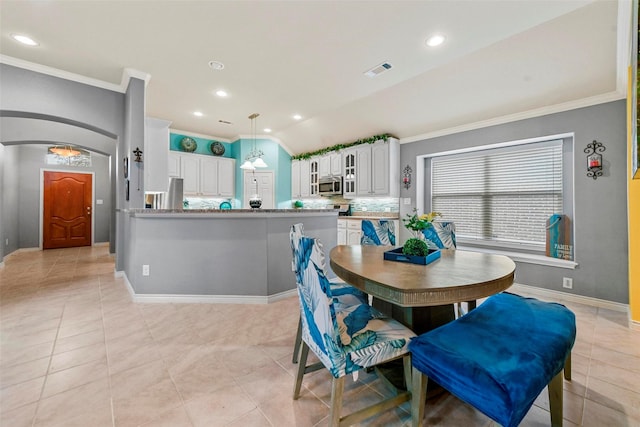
xmin=342 ymin=138 xmax=399 ymax=198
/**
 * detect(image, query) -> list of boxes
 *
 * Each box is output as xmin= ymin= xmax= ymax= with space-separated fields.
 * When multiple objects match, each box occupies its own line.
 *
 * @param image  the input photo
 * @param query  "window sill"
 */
xmin=457 ymin=245 xmax=578 ymax=269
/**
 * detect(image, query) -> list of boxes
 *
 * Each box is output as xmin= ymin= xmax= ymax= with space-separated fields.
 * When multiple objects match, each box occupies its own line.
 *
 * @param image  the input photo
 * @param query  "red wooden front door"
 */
xmin=43 ymin=171 xmax=92 ymax=249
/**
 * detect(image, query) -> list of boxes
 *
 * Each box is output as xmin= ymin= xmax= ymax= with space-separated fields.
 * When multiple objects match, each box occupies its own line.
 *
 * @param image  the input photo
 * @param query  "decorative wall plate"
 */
xmin=180 ymin=137 xmax=197 ymax=152
xmin=210 ymin=141 xmax=225 ymax=156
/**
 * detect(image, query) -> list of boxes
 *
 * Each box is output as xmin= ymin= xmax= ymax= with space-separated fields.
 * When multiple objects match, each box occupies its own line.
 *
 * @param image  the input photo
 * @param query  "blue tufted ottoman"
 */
xmin=409 ymin=292 xmax=576 ymax=427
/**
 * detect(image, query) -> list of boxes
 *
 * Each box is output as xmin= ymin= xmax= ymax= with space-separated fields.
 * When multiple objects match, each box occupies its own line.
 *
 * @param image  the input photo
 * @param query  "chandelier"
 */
xmin=49 ymin=145 xmax=81 ymax=157
xmin=240 ymin=113 xmax=268 ymax=170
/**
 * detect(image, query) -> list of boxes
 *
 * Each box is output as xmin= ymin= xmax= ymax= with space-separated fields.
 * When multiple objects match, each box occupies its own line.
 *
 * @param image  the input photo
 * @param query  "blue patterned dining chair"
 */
xmin=361 ymin=219 xmax=396 ymax=246
xmin=292 ymin=234 xmax=416 ymax=426
xmin=422 ymin=221 xmax=456 ymax=250
xmin=290 ymin=223 xmax=367 ymax=364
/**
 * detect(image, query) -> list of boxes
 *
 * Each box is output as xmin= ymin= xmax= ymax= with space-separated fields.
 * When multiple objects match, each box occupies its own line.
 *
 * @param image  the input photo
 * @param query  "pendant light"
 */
xmin=49 ymin=145 xmax=81 ymax=157
xmin=240 ymin=113 xmax=268 ymax=170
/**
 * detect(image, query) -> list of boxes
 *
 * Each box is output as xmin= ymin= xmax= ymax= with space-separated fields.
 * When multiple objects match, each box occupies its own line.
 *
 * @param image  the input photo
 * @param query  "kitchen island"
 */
xmin=124 ymin=209 xmax=338 ymax=302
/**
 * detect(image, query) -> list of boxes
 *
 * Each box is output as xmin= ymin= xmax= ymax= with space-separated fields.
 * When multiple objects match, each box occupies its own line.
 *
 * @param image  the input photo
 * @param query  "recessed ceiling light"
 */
xmin=215 ymin=90 xmax=228 ymax=97
xmin=293 ymin=114 xmax=302 ymax=120
xmin=208 ymin=60 xmax=225 ymax=71
xmin=426 ymin=34 xmax=445 ymax=47
xmin=264 ymin=128 xmax=272 ymax=133
xmin=193 ymin=111 xmax=204 ymax=117
xmin=11 ymin=34 xmax=38 ymax=46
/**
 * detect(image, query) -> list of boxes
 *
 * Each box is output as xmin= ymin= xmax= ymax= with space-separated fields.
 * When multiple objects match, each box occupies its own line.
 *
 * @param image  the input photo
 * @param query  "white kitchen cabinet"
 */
xmin=346 ymin=220 xmax=362 ymax=245
xmin=319 ymin=152 xmax=342 ymax=178
xmin=291 ymin=159 xmax=311 ymax=198
xmin=144 ymin=117 xmax=172 ymax=192
xmin=337 ymin=219 xmax=347 ymax=245
xmin=343 ymin=149 xmax=357 ymax=198
xmin=342 ymin=138 xmax=399 ymax=198
xmin=309 ymin=157 xmax=320 ymax=196
xmin=339 ymin=219 xmax=400 ymax=246
xmin=168 ymin=151 xmax=181 ymax=178
xmin=173 ymin=152 xmax=235 ymax=197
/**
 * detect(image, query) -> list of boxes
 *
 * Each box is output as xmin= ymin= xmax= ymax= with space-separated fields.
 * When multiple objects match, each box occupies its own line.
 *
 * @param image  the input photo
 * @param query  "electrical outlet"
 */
xmin=361 ymin=207 xmax=367 ymax=211
xmin=403 ymin=198 xmax=411 ymax=205
xmin=562 ymin=277 xmax=573 ymax=289
xmin=384 ymin=207 xmax=391 ymax=212
xmin=142 ymin=265 xmax=150 ymax=276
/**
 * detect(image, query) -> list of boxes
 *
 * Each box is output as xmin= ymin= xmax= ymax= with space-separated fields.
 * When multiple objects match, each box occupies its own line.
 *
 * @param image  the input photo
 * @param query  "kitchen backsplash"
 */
xmin=293 ymin=196 xmax=399 ymax=213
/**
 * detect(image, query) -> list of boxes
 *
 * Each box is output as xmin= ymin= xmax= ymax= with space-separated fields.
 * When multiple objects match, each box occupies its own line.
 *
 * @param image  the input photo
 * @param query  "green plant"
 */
xmin=290 ymin=133 xmax=395 ymax=160
xmin=402 ymin=209 xmax=441 ymax=238
xmin=402 ymin=238 xmax=429 ymax=256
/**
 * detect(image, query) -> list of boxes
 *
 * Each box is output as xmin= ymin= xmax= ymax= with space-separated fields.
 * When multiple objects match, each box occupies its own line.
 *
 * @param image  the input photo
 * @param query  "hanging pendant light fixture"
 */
xmin=240 ymin=113 xmax=268 ymax=170
xmin=49 ymin=145 xmax=81 ymax=157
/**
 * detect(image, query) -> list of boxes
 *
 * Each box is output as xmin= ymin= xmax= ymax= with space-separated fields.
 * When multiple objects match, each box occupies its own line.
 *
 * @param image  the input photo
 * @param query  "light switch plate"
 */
xmin=403 ymin=198 xmax=411 ymax=205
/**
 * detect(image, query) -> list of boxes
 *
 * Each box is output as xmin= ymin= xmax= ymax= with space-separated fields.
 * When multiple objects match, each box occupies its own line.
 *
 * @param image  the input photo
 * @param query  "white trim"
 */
xmin=630 ymin=319 xmax=640 ymax=331
xmin=0 ymin=55 xmax=150 ymax=94
xmin=459 ymin=245 xmax=578 ymax=269
xmin=39 ymin=169 xmax=95 ymax=249
xmin=616 ymin=0 xmax=633 ymax=94
xmin=169 ymin=128 xmax=234 ymax=143
xmin=510 ymin=283 xmax=628 ymax=313
xmin=122 ymin=272 xmax=297 ymax=304
xmin=400 ymin=92 xmax=623 ymax=144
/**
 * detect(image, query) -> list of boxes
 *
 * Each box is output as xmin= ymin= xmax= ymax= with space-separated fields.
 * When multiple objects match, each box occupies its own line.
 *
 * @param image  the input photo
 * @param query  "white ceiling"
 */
xmin=0 ymin=0 xmax=628 ymax=155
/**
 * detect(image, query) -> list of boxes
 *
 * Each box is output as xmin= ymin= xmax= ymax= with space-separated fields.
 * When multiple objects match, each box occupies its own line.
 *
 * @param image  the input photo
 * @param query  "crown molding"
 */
xmin=0 ymin=55 xmax=150 ymax=94
xmin=400 ymin=91 xmax=625 ymax=144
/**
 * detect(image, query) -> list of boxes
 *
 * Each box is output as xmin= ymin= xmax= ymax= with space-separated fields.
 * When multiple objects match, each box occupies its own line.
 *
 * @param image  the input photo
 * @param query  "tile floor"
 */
xmin=0 ymin=245 xmax=639 ymax=426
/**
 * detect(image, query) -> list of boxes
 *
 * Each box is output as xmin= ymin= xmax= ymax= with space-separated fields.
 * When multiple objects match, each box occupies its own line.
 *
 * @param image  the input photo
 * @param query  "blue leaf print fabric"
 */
xmin=361 ymin=220 xmax=395 ymax=246
xmin=292 ymin=231 xmax=415 ymax=378
xmin=422 ymin=221 xmax=456 ymax=249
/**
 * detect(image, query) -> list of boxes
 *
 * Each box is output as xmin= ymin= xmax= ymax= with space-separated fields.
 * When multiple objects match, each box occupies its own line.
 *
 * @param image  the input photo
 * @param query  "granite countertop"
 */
xmin=127 ymin=208 xmax=340 ymax=218
xmin=341 ymin=213 xmax=400 ymax=220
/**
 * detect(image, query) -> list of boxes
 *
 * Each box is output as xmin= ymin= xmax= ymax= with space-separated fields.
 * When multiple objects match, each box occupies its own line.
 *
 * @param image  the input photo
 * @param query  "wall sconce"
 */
xmin=402 ymin=165 xmax=412 ymax=189
xmin=133 ymin=147 xmax=143 ymax=163
xmin=584 ymin=140 xmax=605 ymax=180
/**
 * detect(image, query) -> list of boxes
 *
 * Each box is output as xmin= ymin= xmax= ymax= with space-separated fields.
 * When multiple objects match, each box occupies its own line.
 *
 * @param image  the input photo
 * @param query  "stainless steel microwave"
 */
xmin=318 ymin=176 xmax=342 ymax=196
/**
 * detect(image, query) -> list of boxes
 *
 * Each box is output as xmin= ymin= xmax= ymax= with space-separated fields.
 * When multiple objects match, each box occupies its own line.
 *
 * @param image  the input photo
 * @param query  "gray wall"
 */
xmin=126 ymin=213 xmax=338 ymax=296
xmin=0 ymin=145 xmax=20 ymax=257
xmin=400 ymin=100 xmax=628 ymax=303
xmin=13 ymin=145 xmax=111 ymax=247
xmin=0 ymin=64 xmax=145 ymax=267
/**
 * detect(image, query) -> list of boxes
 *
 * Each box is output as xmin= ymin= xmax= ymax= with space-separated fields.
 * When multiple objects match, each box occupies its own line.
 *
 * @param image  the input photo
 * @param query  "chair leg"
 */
xmin=293 ymin=342 xmax=310 ymax=399
xmin=403 ymin=354 xmax=412 ymax=392
xmin=548 ymin=371 xmax=564 ymax=427
xmin=564 ymin=352 xmax=572 ymax=381
xmin=411 ymin=367 xmax=428 ymax=427
xmin=329 ymin=376 xmax=345 ymax=427
xmin=292 ymin=316 xmax=302 ymax=364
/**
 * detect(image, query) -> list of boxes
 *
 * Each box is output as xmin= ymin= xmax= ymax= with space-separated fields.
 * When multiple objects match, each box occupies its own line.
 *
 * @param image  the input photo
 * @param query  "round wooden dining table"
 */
xmin=329 ymin=245 xmax=516 ymax=334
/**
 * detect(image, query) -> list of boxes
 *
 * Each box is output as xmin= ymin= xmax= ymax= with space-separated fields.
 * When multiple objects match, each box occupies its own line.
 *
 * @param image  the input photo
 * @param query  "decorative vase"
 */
xmin=249 ymin=195 xmax=262 ymax=209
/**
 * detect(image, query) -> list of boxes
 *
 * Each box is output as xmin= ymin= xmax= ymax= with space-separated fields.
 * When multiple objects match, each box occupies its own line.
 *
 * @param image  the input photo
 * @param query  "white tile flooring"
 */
xmin=1 ymin=245 xmax=639 ymax=426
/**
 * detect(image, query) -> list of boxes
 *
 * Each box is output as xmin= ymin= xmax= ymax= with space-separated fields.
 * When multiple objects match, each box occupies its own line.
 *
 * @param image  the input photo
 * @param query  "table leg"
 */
xmin=372 ymin=299 xmax=456 ymax=335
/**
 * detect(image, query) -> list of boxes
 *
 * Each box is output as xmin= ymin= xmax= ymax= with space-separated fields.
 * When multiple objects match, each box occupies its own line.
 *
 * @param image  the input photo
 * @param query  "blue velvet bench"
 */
xmin=409 ymin=292 xmax=576 ymax=427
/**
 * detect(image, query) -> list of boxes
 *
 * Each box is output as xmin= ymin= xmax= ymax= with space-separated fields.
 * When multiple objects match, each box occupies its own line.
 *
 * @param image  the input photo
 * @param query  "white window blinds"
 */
xmin=431 ymin=140 xmax=563 ymax=247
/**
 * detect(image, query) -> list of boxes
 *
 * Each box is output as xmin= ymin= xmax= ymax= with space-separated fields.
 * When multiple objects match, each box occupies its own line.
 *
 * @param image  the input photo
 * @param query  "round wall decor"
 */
xmin=210 ymin=141 xmax=225 ymax=156
xmin=180 ymin=137 xmax=197 ymax=152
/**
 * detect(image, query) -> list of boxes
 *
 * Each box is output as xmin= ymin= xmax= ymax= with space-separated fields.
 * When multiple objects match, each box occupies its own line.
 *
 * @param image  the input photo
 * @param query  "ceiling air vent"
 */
xmin=218 ymin=120 xmax=232 ymax=125
xmin=364 ymin=62 xmax=393 ymax=78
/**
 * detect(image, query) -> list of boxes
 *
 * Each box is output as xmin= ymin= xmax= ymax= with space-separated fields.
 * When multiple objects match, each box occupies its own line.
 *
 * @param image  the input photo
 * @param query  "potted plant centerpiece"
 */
xmin=383 ymin=209 xmax=442 ymax=265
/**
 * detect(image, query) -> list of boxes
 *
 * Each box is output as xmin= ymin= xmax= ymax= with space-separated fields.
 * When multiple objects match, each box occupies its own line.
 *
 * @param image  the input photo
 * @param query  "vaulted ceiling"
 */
xmin=0 ymin=0 xmax=629 ymax=154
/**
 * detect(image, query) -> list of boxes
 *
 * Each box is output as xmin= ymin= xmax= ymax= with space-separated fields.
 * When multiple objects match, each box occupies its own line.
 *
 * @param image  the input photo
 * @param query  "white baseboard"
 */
xmin=122 ymin=272 xmax=297 ymax=304
xmin=630 ymin=319 xmax=640 ymax=331
xmin=510 ymin=283 xmax=629 ymax=313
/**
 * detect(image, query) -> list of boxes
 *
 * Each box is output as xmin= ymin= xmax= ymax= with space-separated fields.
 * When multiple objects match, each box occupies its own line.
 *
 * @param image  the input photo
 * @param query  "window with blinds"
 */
xmin=431 ymin=140 xmax=563 ymax=249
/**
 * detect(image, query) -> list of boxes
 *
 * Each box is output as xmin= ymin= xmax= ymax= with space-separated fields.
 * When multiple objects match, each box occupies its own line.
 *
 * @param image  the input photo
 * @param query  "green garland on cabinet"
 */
xmin=290 ymin=133 xmax=395 ymax=160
